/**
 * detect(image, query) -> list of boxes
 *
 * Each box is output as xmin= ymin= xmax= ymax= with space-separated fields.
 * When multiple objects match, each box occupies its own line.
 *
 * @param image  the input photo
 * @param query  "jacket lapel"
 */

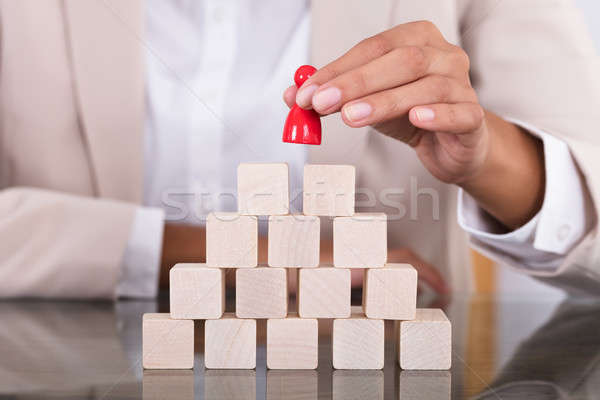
xmin=63 ymin=0 xmax=144 ymax=203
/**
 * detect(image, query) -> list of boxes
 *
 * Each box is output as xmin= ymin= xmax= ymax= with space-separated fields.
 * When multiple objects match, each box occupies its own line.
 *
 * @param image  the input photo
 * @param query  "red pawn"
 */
xmin=283 ymin=65 xmax=322 ymax=145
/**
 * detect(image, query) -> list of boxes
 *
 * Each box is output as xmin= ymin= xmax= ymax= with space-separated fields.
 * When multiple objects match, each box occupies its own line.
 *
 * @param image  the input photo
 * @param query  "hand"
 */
xmin=283 ymin=21 xmax=545 ymax=229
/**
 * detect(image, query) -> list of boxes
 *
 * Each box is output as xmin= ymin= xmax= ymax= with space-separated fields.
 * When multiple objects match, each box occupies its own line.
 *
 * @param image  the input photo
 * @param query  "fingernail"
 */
xmin=296 ymin=84 xmax=318 ymax=108
xmin=343 ymin=102 xmax=372 ymax=122
xmin=414 ymin=107 xmax=435 ymax=122
xmin=312 ymin=86 xmax=342 ymax=111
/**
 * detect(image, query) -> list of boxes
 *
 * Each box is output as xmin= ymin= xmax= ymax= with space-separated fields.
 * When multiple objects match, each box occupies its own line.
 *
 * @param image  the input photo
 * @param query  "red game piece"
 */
xmin=283 ymin=65 xmax=322 ymax=145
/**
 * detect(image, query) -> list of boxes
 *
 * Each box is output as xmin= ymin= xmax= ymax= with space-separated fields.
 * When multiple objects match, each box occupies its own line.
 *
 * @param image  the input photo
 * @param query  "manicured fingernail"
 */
xmin=312 ymin=86 xmax=342 ymax=111
xmin=343 ymin=102 xmax=372 ymax=122
xmin=414 ymin=107 xmax=435 ymax=122
xmin=296 ymin=84 xmax=318 ymax=108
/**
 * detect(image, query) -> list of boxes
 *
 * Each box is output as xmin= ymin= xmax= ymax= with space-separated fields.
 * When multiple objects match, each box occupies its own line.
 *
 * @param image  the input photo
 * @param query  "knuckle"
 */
xmin=446 ymin=106 xmax=459 ymax=125
xmin=349 ymin=69 xmax=369 ymax=93
xmin=362 ymin=34 xmax=393 ymax=58
xmin=414 ymin=20 xmax=439 ymax=35
xmin=450 ymin=45 xmax=471 ymax=71
xmin=403 ymin=46 xmax=428 ymax=75
xmin=429 ymin=75 xmax=452 ymax=102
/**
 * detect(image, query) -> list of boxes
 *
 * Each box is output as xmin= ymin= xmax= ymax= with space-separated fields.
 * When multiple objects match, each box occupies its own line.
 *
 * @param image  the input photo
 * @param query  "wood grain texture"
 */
xmin=206 ymin=212 xmax=257 ymax=268
xmin=267 ymin=370 xmax=317 ymax=400
xmin=169 ymin=263 xmax=224 ymax=319
xmin=236 ymin=267 xmax=288 ymax=318
xmin=237 ymin=163 xmax=289 ymax=215
xmin=333 ymin=213 xmax=387 ymax=268
xmin=333 ymin=370 xmax=383 ymax=400
xmin=298 ymin=267 xmax=351 ymax=318
xmin=267 ymin=314 xmax=318 ymax=369
xmin=332 ymin=310 xmax=384 ymax=370
xmin=143 ymin=370 xmax=194 ymax=400
xmin=142 ymin=313 xmax=194 ymax=369
xmin=363 ymin=263 xmax=417 ymax=320
xmin=205 ymin=370 xmax=256 ymax=400
xmin=399 ymin=309 xmax=452 ymax=370
xmin=303 ymin=164 xmax=355 ymax=216
xmin=268 ymin=215 xmax=320 ymax=268
xmin=204 ymin=314 xmax=256 ymax=369
xmin=399 ymin=371 xmax=451 ymax=400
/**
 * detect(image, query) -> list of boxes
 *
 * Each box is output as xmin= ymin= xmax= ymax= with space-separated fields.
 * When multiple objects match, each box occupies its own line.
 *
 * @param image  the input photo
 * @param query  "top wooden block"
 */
xmin=303 ymin=164 xmax=355 ymax=216
xmin=238 ymin=163 xmax=289 ymax=215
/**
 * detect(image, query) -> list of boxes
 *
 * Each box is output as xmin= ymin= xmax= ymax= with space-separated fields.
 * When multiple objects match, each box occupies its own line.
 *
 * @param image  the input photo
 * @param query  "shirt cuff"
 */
xmin=116 ymin=207 xmax=165 ymax=298
xmin=458 ymin=118 xmax=589 ymax=269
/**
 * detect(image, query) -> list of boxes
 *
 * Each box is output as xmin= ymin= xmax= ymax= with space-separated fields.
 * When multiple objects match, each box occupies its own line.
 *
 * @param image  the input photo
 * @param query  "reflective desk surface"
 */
xmin=1 ymin=292 xmax=599 ymax=399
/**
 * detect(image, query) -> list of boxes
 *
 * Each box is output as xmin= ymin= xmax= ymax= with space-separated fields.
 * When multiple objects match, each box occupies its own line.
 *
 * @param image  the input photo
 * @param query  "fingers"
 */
xmin=283 ymin=85 xmax=297 ymax=108
xmin=389 ymin=248 xmax=449 ymax=295
xmin=340 ymin=75 xmax=476 ymax=128
xmin=409 ymin=103 xmax=484 ymax=134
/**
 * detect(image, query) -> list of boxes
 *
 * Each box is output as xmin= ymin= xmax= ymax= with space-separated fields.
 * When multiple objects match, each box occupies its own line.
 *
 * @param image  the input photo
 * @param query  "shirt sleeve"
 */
xmin=116 ymin=207 xmax=165 ymax=298
xmin=458 ymin=119 xmax=592 ymax=270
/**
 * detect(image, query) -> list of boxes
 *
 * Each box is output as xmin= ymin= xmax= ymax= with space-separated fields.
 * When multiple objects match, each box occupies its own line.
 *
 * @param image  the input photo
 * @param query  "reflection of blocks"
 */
xmin=399 ymin=371 xmax=451 ymax=400
xmin=205 ymin=314 xmax=256 ymax=369
xmin=267 ymin=314 xmax=318 ymax=369
xmin=333 ymin=370 xmax=383 ymax=400
xmin=143 ymin=370 xmax=194 ymax=400
xmin=143 ymin=314 xmax=194 ymax=369
xmin=238 ymin=163 xmax=289 ymax=215
xmin=267 ymin=370 xmax=318 ymax=399
xmin=268 ymin=215 xmax=320 ymax=268
xmin=298 ymin=267 xmax=351 ymax=318
xmin=205 ymin=370 xmax=256 ymax=400
xmin=399 ymin=309 xmax=452 ymax=370
xmin=333 ymin=213 xmax=387 ymax=268
xmin=303 ymin=164 xmax=355 ymax=216
xmin=169 ymin=264 xmax=224 ymax=320
xmin=206 ymin=212 xmax=257 ymax=268
xmin=236 ymin=268 xmax=288 ymax=318
xmin=333 ymin=309 xmax=384 ymax=370
xmin=363 ymin=264 xmax=417 ymax=320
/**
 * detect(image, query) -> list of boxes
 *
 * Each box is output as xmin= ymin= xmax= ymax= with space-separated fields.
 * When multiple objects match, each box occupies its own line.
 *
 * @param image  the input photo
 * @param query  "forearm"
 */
xmin=460 ymin=111 xmax=545 ymax=230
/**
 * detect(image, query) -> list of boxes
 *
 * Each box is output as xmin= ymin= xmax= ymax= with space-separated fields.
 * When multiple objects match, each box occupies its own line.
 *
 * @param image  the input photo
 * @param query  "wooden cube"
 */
xmin=303 ymin=164 xmax=355 ymax=216
xmin=205 ymin=314 xmax=256 ymax=369
xmin=399 ymin=309 xmax=452 ymax=370
xmin=206 ymin=212 xmax=257 ymax=268
xmin=267 ymin=314 xmax=318 ymax=369
xmin=169 ymin=264 xmax=224 ymax=319
xmin=298 ymin=267 xmax=351 ymax=318
xmin=142 ymin=313 xmax=194 ymax=369
xmin=363 ymin=264 xmax=417 ymax=320
xmin=332 ymin=310 xmax=384 ymax=370
xmin=267 ymin=370 xmax=317 ymax=400
xmin=236 ymin=268 xmax=288 ymax=318
xmin=333 ymin=370 xmax=383 ymax=400
xmin=205 ymin=370 xmax=256 ymax=400
xmin=268 ymin=215 xmax=320 ymax=268
xmin=399 ymin=371 xmax=451 ymax=400
xmin=238 ymin=163 xmax=289 ymax=215
xmin=333 ymin=213 xmax=387 ymax=268
xmin=143 ymin=370 xmax=194 ymax=400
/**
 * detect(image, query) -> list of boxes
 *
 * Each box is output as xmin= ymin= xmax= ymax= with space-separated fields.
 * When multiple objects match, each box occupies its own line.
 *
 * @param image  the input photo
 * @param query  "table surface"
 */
xmin=1 ymin=291 xmax=599 ymax=399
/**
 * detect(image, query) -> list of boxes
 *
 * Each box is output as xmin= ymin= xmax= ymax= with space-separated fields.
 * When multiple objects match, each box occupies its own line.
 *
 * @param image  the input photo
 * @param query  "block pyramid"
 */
xmin=142 ymin=163 xmax=451 ymax=370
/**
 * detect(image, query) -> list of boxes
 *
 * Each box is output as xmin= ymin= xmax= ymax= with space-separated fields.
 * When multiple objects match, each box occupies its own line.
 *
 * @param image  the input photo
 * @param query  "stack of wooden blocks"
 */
xmin=143 ymin=163 xmax=451 ymax=371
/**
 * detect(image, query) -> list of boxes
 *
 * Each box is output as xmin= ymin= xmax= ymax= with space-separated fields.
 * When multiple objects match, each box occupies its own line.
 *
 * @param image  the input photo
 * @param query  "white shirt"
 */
xmin=116 ymin=0 xmax=591 ymax=297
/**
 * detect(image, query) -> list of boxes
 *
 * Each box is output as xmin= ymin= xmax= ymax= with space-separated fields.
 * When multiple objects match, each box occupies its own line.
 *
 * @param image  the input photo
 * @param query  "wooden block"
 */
xmin=332 ymin=310 xmax=384 ymax=370
xmin=332 ymin=370 xmax=383 ymax=400
xmin=236 ymin=267 xmax=288 ymax=318
xmin=333 ymin=213 xmax=387 ymax=268
xmin=399 ymin=309 xmax=452 ymax=370
xmin=169 ymin=263 xmax=224 ymax=319
xmin=363 ymin=264 xmax=417 ymax=320
xmin=204 ymin=314 xmax=256 ymax=369
xmin=206 ymin=212 xmax=257 ymax=268
xmin=267 ymin=370 xmax=317 ymax=400
xmin=399 ymin=371 xmax=451 ymax=400
xmin=303 ymin=164 xmax=355 ymax=216
xmin=143 ymin=370 xmax=194 ymax=400
xmin=267 ymin=313 xmax=318 ymax=369
xmin=268 ymin=215 xmax=320 ymax=268
xmin=142 ymin=313 xmax=194 ymax=369
xmin=238 ymin=162 xmax=289 ymax=215
xmin=298 ymin=267 xmax=351 ymax=318
xmin=205 ymin=370 xmax=256 ymax=400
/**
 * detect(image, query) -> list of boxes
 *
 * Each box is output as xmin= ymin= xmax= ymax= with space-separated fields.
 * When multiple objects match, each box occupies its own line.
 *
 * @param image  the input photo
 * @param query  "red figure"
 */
xmin=283 ymin=65 xmax=322 ymax=145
